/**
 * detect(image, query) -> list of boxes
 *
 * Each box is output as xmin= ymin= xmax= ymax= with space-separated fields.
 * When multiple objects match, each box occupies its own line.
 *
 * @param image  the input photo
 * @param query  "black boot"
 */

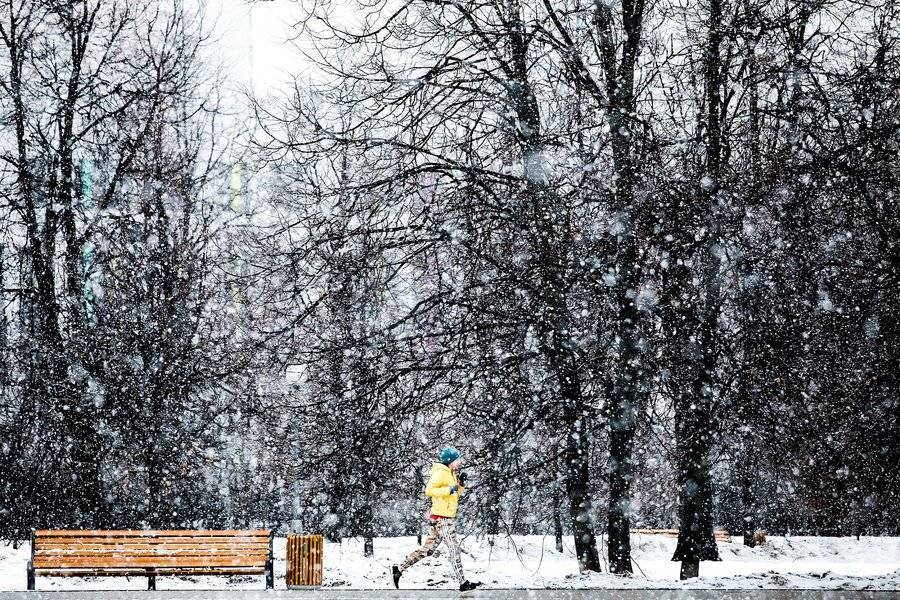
xmin=460 ymin=580 xmax=481 ymax=591
xmin=392 ymin=565 xmax=402 ymax=589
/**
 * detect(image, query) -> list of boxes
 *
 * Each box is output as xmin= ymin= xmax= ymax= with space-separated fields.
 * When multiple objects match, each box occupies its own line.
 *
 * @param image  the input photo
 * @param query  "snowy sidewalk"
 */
xmin=0 ymin=592 xmax=898 ymax=600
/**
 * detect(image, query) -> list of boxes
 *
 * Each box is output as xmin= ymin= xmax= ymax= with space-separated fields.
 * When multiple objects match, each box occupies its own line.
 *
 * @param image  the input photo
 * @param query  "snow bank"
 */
xmin=2 ymin=535 xmax=897 ymax=591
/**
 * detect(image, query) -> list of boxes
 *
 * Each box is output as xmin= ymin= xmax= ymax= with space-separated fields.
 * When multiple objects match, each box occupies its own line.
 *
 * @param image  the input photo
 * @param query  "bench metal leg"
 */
xmin=26 ymin=561 xmax=35 ymax=591
xmin=148 ymin=574 xmax=156 ymax=590
xmin=266 ymin=530 xmax=274 ymax=589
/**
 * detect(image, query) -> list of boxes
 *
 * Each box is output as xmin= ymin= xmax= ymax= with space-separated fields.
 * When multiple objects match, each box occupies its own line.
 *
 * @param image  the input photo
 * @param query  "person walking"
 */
xmin=392 ymin=446 xmax=481 ymax=591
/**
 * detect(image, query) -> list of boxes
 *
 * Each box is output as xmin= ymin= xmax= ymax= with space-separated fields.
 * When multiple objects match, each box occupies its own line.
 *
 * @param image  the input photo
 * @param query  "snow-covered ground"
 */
xmin=2 ymin=534 xmax=898 ymax=591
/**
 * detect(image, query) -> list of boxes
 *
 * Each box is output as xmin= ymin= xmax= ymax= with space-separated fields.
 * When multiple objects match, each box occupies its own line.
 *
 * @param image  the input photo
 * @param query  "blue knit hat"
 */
xmin=439 ymin=446 xmax=461 ymax=465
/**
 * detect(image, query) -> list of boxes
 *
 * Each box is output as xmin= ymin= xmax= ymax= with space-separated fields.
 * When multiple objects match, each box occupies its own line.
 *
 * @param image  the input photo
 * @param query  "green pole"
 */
xmin=80 ymin=158 xmax=95 ymax=323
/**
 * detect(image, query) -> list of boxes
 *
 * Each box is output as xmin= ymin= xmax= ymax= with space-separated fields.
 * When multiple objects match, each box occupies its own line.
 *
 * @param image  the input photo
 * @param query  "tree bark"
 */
xmin=680 ymin=559 xmax=700 ymax=580
xmin=673 ymin=0 xmax=724 ymax=575
xmin=740 ymin=453 xmax=756 ymax=547
xmin=672 ymin=385 xmax=721 ymax=571
xmin=553 ymin=489 xmax=564 ymax=553
xmin=561 ymin=372 xmax=602 ymax=572
xmin=503 ymin=1 xmax=602 ymax=573
xmin=595 ymin=0 xmax=647 ymax=574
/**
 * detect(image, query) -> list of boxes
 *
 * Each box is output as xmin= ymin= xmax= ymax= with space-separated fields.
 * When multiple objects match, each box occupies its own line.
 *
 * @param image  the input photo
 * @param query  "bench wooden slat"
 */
xmin=35 ymin=550 xmax=270 ymax=559
xmin=34 ymin=547 xmax=269 ymax=560
xmin=35 ymin=542 xmax=269 ymax=550
xmin=35 ymin=530 xmax=270 ymax=537
xmin=34 ymin=568 xmax=266 ymax=577
xmin=34 ymin=556 xmax=268 ymax=568
xmin=35 ymin=538 xmax=269 ymax=548
xmin=630 ymin=528 xmax=731 ymax=540
xmin=34 ymin=540 xmax=268 ymax=548
xmin=35 ymin=536 xmax=268 ymax=544
xmin=36 ymin=546 xmax=267 ymax=555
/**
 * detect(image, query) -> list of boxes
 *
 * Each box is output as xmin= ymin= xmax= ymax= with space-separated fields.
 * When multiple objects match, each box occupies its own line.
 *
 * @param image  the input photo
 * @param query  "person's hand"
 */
xmin=450 ymin=485 xmax=458 ymax=495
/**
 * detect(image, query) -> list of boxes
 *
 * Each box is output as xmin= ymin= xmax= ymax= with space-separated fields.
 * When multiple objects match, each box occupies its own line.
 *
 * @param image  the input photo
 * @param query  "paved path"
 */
xmin=1 ymin=591 xmax=897 ymax=599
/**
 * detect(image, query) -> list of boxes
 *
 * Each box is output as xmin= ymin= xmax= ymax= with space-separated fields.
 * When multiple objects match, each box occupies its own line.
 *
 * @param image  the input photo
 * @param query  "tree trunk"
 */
xmin=597 ymin=2 xmax=646 ymax=572
xmin=672 ymin=384 xmax=721 ymax=572
xmin=680 ymin=558 xmax=700 ymax=580
xmin=503 ymin=10 xmax=601 ymax=572
xmin=561 ymin=374 xmax=601 ymax=572
xmin=553 ymin=490 xmax=564 ymax=553
xmin=606 ymin=190 xmax=641 ymax=577
xmin=486 ymin=465 xmax=501 ymax=537
xmin=607 ymin=286 xmax=641 ymax=575
xmin=741 ymin=465 xmax=756 ymax=547
xmin=673 ymin=0 xmax=724 ymax=575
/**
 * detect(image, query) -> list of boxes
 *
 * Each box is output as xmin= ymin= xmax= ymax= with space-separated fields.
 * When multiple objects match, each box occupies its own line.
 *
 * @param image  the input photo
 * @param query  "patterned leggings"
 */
xmin=399 ymin=517 xmax=465 ymax=584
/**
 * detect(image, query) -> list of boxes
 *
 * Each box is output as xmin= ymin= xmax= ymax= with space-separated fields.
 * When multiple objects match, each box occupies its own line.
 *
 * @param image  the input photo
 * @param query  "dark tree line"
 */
xmin=249 ymin=0 xmax=900 ymax=579
xmin=0 ymin=0 xmax=255 ymax=539
xmin=0 ymin=0 xmax=897 ymax=583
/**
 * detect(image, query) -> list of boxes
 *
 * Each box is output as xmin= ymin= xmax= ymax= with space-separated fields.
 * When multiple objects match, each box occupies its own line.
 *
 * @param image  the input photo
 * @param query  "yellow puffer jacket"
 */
xmin=425 ymin=462 xmax=465 ymax=518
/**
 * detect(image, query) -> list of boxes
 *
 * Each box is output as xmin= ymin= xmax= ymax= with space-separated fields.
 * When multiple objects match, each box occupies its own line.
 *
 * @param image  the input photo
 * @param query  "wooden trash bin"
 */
xmin=286 ymin=534 xmax=324 ymax=588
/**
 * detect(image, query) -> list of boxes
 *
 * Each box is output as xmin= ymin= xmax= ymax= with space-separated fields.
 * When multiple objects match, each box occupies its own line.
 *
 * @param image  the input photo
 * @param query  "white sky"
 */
xmin=207 ymin=0 xmax=307 ymax=96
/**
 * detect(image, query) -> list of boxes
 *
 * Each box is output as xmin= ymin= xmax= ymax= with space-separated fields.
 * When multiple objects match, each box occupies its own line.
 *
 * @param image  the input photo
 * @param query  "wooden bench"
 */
xmin=631 ymin=528 xmax=732 ymax=542
xmin=27 ymin=529 xmax=273 ymax=590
